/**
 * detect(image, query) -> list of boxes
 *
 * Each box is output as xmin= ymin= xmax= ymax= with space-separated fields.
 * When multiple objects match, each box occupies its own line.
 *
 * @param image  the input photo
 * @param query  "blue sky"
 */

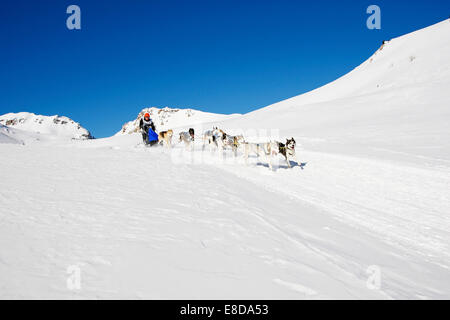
xmin=1 ymin=0 xmax=449 ymax=137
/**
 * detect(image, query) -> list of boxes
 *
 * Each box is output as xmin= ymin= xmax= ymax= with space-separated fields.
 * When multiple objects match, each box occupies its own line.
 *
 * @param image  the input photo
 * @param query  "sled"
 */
xmin=146 ymin=128 xmax=159 ymax=146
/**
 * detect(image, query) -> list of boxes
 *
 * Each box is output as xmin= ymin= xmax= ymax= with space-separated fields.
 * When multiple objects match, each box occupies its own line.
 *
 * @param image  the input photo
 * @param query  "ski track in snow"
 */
xmin=1 ymin=138 xmax=449 ymax=299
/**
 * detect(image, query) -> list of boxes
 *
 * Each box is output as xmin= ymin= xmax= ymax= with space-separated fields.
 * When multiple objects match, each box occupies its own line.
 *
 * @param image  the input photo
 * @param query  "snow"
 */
xmin=116 ymin=107 xmax=240 ymax=135
xmin=0 ymin=125 xmax=22 ymax=145
xmin=1 ymin=20 xmax=450 ymax=299
xmin=0 ymin=112 xmax=93 ymax=141
xmin=218 ymin=19 xmax=450 ymax=165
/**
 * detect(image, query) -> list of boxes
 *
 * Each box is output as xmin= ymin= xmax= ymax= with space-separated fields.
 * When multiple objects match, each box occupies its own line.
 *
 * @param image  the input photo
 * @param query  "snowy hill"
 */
xmin=0 ymin=112 xmax=94 ymax=141
xmin=220 ymin=19 xmax=450 ymax=164
xmin=0 ymin=124 xmax=24 ymax=145
xmin=117 ymin=107 xmax=239 ymax=135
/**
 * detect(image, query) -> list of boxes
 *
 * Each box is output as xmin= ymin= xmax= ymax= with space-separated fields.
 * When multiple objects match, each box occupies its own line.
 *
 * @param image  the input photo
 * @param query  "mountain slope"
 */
xmin=0 ymin=124 xmax=23 ymax=145
xmin=220 ymin=19 xmax=450 ymax=164
xmin=0 ymin=112 xmax=93 ymax=141
xmin=117 ymin=107 xmax=239 ymax=135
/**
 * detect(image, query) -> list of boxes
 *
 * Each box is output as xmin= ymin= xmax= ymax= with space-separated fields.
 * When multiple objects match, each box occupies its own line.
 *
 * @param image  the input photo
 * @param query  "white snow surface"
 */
xmin=0 ymin=124 xmax=56 ymax=146
xmin=1 ymin=20 xmax=450 ymax=299
xmin=0 ymin=112 xmax=93 ymax=141
xmin=0 ymin=124 xmax=23 ymax=145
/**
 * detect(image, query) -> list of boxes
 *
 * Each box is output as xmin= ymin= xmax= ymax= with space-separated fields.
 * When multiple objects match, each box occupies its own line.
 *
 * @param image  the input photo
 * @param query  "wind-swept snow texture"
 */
xmin=1 ymin=20 xmax=449 ymax=299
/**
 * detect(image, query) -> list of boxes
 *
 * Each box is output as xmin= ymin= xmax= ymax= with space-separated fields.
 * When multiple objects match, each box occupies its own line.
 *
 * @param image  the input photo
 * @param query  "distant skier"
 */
xmin=139 ymin=113 xmax=157 ymax=146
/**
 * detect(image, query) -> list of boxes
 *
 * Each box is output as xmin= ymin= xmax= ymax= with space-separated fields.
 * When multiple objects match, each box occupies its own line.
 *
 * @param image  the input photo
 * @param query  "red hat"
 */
xmin=144 ymin=113 xmax=150 ymax=118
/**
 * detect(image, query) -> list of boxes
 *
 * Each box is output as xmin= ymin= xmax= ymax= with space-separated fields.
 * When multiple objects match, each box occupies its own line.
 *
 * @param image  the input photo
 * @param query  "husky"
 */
xmin=202 ymin=127 xmax=221 ymax=151
xmin=243 ymin=142 xmax=270 ymax=165
xmin=179 ymin=128 xmax=195 ymax=151
xmin=220 ymin=132 xmax=245 ymax=156
xmin=158 ymin=129 xmax=174 ymax=148
xmin=243 ymin=138 xmax=299 ymax=170
xmin=277 ymin=138 xmax=299 ymax=168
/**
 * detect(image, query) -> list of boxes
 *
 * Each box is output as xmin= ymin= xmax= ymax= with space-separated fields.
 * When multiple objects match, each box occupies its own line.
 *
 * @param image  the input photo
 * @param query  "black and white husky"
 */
xmin=221 ymin=132 xmax=245 ymax=156
xmin=243 ymin=138 xmax=299 ymax=170
xmin=202 ymin=127 xmax=221 ymax=151
xmin=179 ymin=128 xmax=195 ymax=150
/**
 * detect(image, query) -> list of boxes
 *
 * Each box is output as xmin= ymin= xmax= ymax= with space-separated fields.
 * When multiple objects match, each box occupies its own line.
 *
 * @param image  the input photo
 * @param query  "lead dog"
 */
xmin=243 ymin=138 xmax=299 ymax=170
xmin=179 ymin=128 xmax=195 ymax=151
xmin=277 ymin=138 xmax=299 ymax=168
xmin=158 ymin=129 xmax=174 ymax=148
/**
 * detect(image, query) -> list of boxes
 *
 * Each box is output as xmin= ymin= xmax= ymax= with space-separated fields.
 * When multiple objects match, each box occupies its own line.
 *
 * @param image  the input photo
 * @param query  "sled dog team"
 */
xmin=140 ymin=113 xmax=300 ymax=170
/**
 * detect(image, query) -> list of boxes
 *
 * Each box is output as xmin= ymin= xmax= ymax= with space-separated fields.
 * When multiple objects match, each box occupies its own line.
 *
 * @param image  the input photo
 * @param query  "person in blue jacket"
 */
xmin=139 ymin=112 xmax=158 ymax=146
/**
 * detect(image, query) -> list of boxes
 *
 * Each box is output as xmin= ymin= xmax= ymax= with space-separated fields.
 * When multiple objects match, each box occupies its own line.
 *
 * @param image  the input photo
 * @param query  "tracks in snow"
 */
xmin=188 ymin=145 xmax=450 ymax=298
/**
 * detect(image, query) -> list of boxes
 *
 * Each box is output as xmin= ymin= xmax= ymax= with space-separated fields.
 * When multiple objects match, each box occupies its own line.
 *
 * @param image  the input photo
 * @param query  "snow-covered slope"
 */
xmin=220 ymin=19 xmax=450 ymax=164
xmin=117 ymin=107 xmax=239 ymax=135
xmin=0 ymin=112 xmax=93 ymax=141
xmin=1 ymin=135 xmax=449 ymax=299
xmin=0 ymin=124 xmax=23 ymax=145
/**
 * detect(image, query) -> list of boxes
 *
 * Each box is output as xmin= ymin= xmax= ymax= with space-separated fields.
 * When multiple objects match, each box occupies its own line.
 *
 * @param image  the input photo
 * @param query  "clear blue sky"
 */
xmin=1 ymin=0 xmax=449 ymax=137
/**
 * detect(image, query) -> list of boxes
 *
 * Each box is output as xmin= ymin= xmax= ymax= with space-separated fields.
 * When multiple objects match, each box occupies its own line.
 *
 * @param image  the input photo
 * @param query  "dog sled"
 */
xmin=145 ymin=127 xmax=159 ymax=147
